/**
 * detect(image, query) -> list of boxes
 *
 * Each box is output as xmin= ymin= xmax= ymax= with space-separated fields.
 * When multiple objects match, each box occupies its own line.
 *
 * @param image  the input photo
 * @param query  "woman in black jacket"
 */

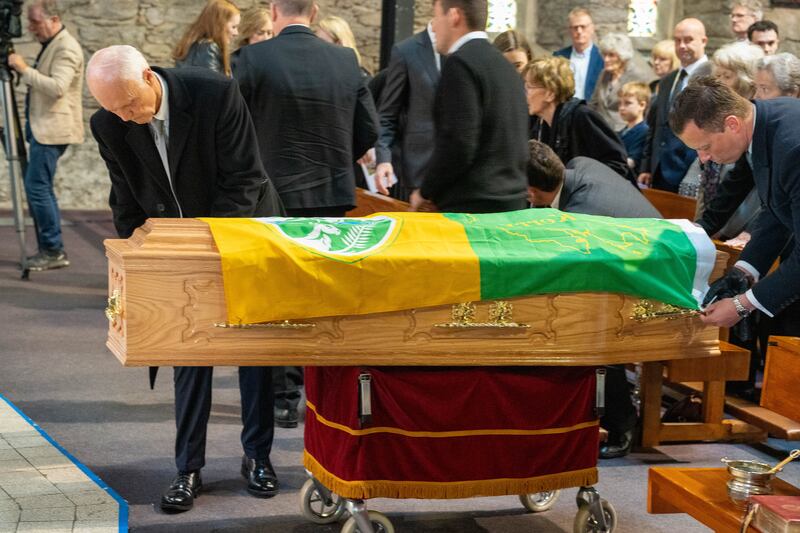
xmin=173 ymin=0 xmax=240 ymax=77
xmin=525 ymin=56 xmax=636 ymax=186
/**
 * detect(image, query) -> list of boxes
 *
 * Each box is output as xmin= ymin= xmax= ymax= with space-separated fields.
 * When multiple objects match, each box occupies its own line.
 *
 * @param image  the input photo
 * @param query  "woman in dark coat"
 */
xmin=173 ymin=0 xmax=240 ymax=77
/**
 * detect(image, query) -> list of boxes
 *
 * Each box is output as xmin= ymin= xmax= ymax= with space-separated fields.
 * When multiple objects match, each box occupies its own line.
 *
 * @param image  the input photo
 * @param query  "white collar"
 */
xmin=448 ymin=31 xmax=488 ymax=54
xmin=152 ymin=71 xmax=168 ymax=122
xmin=427 ymin=22 xmax=436 ymax=48
xmin=748 ymin=103 xmax=756 ymax=159
xmin=572 ymin=43 xmax=593 ymax=57
xmin=682 ymin=54 xmax=708 ymax=76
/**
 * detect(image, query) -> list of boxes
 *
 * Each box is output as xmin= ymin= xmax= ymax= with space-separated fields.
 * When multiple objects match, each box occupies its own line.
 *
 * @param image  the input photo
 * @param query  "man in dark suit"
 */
xmin=527 ymin=141 xmax=661 ymax=219
xmin=412 ymin=0 xmax=528 ymax=213
xmin=526 ymin=140 xmax=659 ymax=458
xmin=638 ymin=18 xmax=711 ymax=193
xmin=235 ymin=0 xmax=379 ymax=428
xmin=554 ymin=7 xmax=604 ymax=101
xmin=87 ymin=45 xmax=284 ymax=513
xmin=671 ymin=76 xmax=800 ymax=336
xmin=374 ymin=23 xmax=440 ymax=202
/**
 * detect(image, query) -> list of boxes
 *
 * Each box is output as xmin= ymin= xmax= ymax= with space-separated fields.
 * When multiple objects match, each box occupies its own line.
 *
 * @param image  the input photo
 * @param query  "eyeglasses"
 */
xmin=729 ymin=12 xmax=752 ymax=18
xmin=525 ymin=82 xmax=545 ymax=91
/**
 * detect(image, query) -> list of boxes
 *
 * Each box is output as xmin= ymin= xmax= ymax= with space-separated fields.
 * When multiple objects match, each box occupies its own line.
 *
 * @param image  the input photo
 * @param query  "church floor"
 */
xmin=0 ymin=210 xmax=798 ymax=532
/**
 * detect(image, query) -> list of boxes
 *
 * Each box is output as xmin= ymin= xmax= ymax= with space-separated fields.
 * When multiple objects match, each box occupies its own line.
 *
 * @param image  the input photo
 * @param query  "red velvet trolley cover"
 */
xmin=304 ymin=366 xmax=600 ymax=499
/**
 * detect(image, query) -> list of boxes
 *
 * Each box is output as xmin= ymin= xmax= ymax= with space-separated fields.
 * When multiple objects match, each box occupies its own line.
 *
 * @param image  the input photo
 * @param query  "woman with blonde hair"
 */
xmin=649 ymin=39 xmax=679 ymax=91
xmin=231 ymin=7 xmax=272 ymax=73
xmin=711 ymin=40 xmax=765 ymax=98
xmin=173 ymin=0 xmax=240 ymax=77
xmin=236 ymin=6 xmax=272 ymax=49
xmin=316 ymin=15 xmax=370 ymax=78
xmin=525 ymin=56 xmax=633 ymax=184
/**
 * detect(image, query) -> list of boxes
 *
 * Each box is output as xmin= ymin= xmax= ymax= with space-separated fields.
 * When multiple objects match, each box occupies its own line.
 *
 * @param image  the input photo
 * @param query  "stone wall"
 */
xmin=0 ymin=0 xmax=433 ymax=211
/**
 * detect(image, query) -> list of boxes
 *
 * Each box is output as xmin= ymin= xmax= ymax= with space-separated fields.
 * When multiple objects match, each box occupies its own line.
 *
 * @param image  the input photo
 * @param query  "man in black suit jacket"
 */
xmin=235 ymin=0 xmax=378 ymax=216
xmin=413 ymin=0 xmax=528 ymax=213
xmin=87 ymin=45 xmax=283 ymax=513
xmin=235 ymin=0 xmax=378 ymax=428
xmin=639 ymin=18 xmax=711 ymax=193
xmin=672 ymin=77 xmax=800 ymax=336
xmin=374 ymin=24 xmax=440 ymax=201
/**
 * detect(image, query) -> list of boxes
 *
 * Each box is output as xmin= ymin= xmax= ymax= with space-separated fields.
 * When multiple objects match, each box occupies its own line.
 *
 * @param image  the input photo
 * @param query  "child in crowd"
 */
xmin=617 ymin=81 xmax=650 ymax=175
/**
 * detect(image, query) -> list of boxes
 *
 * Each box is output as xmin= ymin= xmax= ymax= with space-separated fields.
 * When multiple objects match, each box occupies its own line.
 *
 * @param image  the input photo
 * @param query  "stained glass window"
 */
xmin=487 ymin=0 xmax=517 ymax=33
xmin=628 ymin=0 xmax=658 ymax=37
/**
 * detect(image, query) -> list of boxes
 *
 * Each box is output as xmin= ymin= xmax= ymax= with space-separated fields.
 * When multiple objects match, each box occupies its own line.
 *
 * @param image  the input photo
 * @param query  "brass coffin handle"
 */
xmin=630 ymin=299 xmax=700 ymax=322
xmin=214 ymin=320 xmax=315 ymax=329
xmin=105 ymin=289 xmax=122 ymax=322
xmin=435 ymin=301 xmax=530 ymax=329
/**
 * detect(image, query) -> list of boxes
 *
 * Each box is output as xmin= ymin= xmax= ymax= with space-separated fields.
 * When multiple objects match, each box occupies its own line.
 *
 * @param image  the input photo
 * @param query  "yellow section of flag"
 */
xmin=201 ymin=213 xmax=481 ymax=324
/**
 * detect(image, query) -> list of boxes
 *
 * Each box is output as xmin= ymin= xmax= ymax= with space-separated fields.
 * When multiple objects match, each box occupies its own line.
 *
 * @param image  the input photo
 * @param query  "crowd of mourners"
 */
xmin=14 ymin=0 xmax=799 ymax=511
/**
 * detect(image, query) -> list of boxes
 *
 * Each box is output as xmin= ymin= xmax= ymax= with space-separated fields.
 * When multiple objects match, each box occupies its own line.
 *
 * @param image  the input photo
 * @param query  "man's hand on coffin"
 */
xmin=700 ymin=294 xmax=756 ymax=328
xmin=409 ymin=189 xmax=437 ymax=212
xmin=702 ymin=267 xmax=751 ymax=307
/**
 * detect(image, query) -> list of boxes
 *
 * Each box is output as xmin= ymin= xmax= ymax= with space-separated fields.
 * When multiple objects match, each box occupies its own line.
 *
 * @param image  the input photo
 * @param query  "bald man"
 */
xmin=638 ymin=18 xmax=712 ymax=193
xmin=87 ymin=45 xmax=283 ymax=513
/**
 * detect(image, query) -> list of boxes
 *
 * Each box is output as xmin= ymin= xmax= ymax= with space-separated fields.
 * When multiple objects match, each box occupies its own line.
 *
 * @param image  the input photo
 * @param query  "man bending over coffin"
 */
xmin=86 ymin=45 xmax=284 ymax=513
xmin=526 ymin=140 xmax=661 ymax=458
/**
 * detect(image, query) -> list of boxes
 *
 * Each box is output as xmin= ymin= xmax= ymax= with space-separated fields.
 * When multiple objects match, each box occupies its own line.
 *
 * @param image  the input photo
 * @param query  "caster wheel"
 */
xmin=519 ymin=490 xmax=560 ymax=512
xmin=573 ymin=500 xmax=617 ymax=533
xmin=298 ymin=478 xmax=345 ymax=524
xmin=341 ymin=510 xmax=395 ymax=533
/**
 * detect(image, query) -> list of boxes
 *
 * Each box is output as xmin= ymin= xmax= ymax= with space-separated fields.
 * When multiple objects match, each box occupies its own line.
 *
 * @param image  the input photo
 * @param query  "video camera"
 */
xmin=0 ymin=0 xmax=23 ymax=64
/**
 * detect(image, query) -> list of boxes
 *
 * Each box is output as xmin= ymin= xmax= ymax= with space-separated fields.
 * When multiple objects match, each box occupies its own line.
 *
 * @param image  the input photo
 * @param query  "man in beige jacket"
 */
xmin=8 ymin=0 xmax=83 ymax=271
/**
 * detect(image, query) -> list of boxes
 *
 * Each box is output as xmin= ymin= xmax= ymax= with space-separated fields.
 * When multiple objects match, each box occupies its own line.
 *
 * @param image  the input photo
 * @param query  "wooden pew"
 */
xmin=723 ymin=336 xmax=800 ymax=440
xmin=639 ymin=187 xmax=765 ymax=445
xmin=346 ymin=188 xmax=409 ymax=217
xmin=641 ymin=188 xmax=697 ymax=220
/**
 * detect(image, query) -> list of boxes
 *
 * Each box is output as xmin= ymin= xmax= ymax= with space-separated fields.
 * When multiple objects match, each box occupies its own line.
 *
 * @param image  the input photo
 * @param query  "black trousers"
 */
xmin=272 ymin=206 xmax=349 ymax=411
xmin=600 ymin=365 xmax=638 ymax=442
xmin=174 ymin=366 xmax=274 ymax=473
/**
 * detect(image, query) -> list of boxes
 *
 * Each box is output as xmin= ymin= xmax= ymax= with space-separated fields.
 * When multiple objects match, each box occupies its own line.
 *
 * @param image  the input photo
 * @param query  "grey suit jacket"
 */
xmin=559 ymin=157 xmax=661 ymax=218
xmin=375 ymin=29 xmax=439 ymax=190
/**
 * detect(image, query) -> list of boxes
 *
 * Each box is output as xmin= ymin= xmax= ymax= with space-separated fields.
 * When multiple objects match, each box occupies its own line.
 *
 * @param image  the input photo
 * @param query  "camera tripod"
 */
xmin=0 ymin=61 xmax=29 ymax=279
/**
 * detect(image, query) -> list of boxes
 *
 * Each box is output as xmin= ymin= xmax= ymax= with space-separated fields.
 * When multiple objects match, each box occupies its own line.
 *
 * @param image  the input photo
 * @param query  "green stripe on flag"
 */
xmin=446 ymin=209 xmax=700 ymax=310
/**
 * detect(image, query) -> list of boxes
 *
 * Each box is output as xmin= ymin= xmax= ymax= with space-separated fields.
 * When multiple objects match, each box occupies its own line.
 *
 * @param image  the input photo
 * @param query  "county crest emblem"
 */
xmin=255 ymin=216 xmax=400 ymax=263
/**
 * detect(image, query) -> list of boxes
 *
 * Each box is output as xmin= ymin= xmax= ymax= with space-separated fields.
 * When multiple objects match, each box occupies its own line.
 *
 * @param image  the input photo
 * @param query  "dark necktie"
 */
xmin=670 ymin=69 xmax=688 ymax=102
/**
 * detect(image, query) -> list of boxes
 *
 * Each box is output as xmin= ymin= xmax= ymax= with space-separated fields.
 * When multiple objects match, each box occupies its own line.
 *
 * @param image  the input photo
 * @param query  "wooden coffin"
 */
xmin=105 ymin=218 xmax=727 ymax=367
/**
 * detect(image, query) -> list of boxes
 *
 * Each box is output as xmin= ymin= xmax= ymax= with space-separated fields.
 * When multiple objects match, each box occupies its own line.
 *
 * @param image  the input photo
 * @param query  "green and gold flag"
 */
xmin=201 ymin=209 xmax=715 ymax=324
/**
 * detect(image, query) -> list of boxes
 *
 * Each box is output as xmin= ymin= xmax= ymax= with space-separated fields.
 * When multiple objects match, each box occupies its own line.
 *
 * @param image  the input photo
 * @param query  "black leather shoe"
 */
xmin=599 ymin=429 xmax=634 ymax=459
xmin=241 ymin=455 xmax=279 ymax=498
xmin=274 ymin=407 xmax=299 ymax=428
xmin=160 ymin=471 xmax=202 ymax=512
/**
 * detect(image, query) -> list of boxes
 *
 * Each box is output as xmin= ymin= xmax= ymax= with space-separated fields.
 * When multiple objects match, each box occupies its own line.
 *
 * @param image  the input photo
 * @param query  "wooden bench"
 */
xmin=641 ymin=188 xmax=697 ymax=220
xmin=648 ymin=467 xmax=800 ymax=533
xmin=719 ymin=336 xmax=800 ymax=441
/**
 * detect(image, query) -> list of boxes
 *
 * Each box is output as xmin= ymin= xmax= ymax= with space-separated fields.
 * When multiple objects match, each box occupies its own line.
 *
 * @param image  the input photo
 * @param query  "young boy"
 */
xmin=617 ymin=82 xmax=650 ymax=175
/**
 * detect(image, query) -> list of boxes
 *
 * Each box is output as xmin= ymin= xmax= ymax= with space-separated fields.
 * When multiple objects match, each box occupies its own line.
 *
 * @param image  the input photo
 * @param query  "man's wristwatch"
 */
xmin=732 ymin=295 xmax=751 ymax=318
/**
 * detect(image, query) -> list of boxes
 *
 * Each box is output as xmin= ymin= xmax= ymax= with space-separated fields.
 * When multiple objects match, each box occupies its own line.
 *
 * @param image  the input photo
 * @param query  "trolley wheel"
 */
xmin=298 ymin=478 xmax=346 ymax=524
xmin=341 ymin=510 xmax=395 ymax=533
xmin=519 ymin=490 xmax=560 ymax=512
xmin=573 ymin=500 xmax=617 ymax=533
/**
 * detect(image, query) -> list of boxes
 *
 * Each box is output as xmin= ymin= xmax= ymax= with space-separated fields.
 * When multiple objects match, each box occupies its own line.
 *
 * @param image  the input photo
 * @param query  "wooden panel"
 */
xmin=345 ymin=188 xmax=409 ymax=217
xmin=104 ymin=218 xmax=726 ymax=367
xmin=648 ymin=467 xmax=800 ymax=532
xmin=761 ymin=336 xmax=800 ymax=422
xmin=642 ymin=188 xmax=697 ymax=220
xmin=666 ymin=341 xmax=750 ymax=382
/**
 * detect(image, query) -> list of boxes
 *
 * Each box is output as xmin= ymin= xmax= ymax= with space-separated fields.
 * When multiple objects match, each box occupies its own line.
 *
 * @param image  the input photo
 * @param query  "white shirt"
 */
xmin=148 ymin=71 xmax=183 ymax=217
xmin=732 ymin=104 xmax=770 ymax=316
xmin=570 ymin=43 xmax=593 ymax=100
xmin=447 ymin=31 xmax=488 ymax=55
xmin=427 ymin=23 xmax=442 ymax=72
xmin=678 ymin=55 xmax=709 ymax=93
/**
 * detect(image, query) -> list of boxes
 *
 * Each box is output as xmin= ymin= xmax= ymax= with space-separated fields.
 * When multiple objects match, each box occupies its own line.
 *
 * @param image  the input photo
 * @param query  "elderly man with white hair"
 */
xmin=87 ymin=44 xmax=284 ymax=513
xmin=588 ymin=32 xmax=651 ymax=131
